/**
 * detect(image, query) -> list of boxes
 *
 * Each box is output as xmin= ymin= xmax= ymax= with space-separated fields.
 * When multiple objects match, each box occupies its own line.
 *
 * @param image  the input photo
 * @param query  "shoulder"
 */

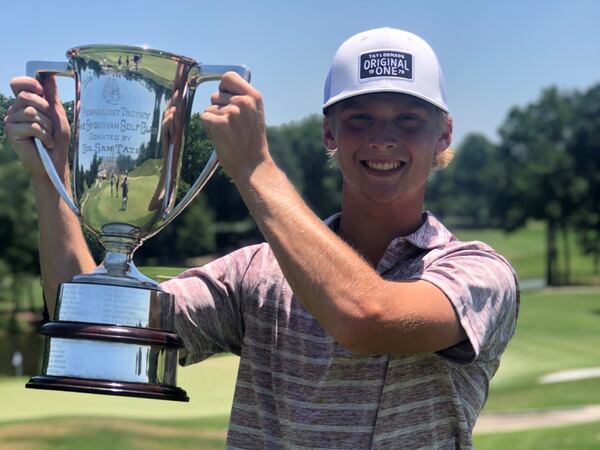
xmin=425 ymin=236 xmax=517 ymax=291
xmin=412 ymin=215 xmax=520 ymax=362
xmin=161 ymin=242 xmax=280 ymax=292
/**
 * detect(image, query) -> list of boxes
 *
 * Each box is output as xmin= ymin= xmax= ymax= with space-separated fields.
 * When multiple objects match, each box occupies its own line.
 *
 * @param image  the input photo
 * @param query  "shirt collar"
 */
xmin=324 ymin=211 xmax=454 ymax=250
xmin=402 ymin=211 xmax=454 ymax=250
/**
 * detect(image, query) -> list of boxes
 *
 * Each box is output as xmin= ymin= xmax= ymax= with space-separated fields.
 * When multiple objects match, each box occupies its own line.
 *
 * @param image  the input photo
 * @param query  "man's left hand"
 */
xmin=201 ymin=72 xmax=271 ymax=181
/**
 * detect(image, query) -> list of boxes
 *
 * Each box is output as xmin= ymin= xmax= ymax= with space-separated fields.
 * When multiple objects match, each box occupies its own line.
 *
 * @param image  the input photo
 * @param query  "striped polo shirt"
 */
xmin=162 ymin=212 xmax=519 ymax=449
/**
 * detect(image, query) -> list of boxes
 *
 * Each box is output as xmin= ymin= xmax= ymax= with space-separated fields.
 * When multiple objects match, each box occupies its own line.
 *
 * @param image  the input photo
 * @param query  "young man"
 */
xmin=5 ymin=28 xmax=518 ymax=449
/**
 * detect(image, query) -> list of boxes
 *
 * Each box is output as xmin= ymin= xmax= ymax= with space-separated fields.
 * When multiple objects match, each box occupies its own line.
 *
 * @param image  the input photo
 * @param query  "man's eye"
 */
xmin=396 ymin=116 xmax=423 ymax=129
xmin=347 ymin=115 xmax=372 ymax=127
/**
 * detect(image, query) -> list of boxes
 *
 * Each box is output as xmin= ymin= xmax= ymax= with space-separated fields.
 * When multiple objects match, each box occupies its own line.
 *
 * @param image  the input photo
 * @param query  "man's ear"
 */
xmin=323 ymin=116 xmax=337 ymax=151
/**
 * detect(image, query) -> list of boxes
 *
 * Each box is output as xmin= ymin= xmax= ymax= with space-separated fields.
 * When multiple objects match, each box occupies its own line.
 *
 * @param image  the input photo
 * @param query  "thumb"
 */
xmin=40 ymin=73 xmax=62 ymax=106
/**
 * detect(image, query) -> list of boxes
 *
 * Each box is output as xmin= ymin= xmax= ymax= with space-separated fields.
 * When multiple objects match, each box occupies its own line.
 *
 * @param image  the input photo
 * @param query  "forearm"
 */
xmin=234 ymin=162 xmax=466 ymax=354
xmin=234 ymin=160 xmax=383 ymax=345
xmin=32 ymin=178 xmax=96 ymax=317
xmin=200 ymin=73 xmax=465 ymax=354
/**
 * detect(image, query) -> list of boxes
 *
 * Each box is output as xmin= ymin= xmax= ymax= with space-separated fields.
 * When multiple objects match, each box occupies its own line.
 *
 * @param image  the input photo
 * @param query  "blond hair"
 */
xmin=431 ymin=109 xmax=454 ymax=170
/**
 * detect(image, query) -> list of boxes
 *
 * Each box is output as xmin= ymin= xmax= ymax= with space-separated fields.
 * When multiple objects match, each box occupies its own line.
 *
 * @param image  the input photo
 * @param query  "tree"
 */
xmin=183 ymin=113 xmax=256 ymax=251
xmin=0 ymin=148 xmax=40 ymax=328
xmin=115 ymin=153 xmax=133 ymax=175
xmin=0 ymin=94 xmax=13 ymax=141
xmin=570 ymin=84 xmax=600 ymax=273
xmin=137 ymin=113 xmax=221 ymax=262
xmin=269 ymin=115 xmax=342 ymax=218
xmin=427 ymin=133 xmax=502 ymax=228
xmin=497 ymin=87 xmax=579 ymax=285
xmin=137 ymin=188 xmax=217 ymax=264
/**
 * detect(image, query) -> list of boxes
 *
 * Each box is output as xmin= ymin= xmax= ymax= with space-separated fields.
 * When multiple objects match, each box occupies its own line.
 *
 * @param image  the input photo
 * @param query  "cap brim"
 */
xmin=323 ymin=87 xmax=448 ymax=113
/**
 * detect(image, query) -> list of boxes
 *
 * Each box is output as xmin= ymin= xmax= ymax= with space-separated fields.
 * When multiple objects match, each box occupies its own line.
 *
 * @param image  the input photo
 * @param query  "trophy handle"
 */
xmin=155 ymin=64 xmax=251 ymax=231
xmin=26 ymin=61 xmax=79 ymax=216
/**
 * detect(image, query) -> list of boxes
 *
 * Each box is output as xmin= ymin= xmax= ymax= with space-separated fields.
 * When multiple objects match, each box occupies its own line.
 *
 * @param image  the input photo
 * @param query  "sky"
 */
xmin=1 ymin=0 xmax=599 ymax=146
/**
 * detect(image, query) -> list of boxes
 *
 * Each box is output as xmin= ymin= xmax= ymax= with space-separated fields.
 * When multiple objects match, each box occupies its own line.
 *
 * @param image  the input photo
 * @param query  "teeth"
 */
xmin=365 ymin=161 xmax=402 ymax=171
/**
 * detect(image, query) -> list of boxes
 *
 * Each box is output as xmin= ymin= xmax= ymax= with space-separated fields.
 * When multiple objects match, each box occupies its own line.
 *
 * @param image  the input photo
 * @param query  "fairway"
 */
xmin=79 ymin=159 xmax=167 ymax=231
xmin=454 ymin=223 xmax=598 ymax=283
xmin=473 ymin=420 xmax=600 ymax=450
xmin=81 ymin=174 xmax=162 ymax=230
xmin=484 ymin=287 xmax=600 ymax=411
xmin=0 ymin=416 xmax=230 ymax=450
xmin=0 ymin=354 xmax=239 ymax=423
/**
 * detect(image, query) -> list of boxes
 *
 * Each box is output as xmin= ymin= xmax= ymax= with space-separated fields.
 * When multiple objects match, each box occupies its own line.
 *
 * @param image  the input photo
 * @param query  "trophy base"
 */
xmin=26 ymin=375 xmax=189 ymax=402
xmin=30 ymin=280 xmax=189 ymax=402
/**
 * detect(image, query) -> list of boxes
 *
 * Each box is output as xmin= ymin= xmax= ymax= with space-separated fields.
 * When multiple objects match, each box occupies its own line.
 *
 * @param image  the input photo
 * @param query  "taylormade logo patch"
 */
xmin=360 ymin=51 xmax=413 ymax=80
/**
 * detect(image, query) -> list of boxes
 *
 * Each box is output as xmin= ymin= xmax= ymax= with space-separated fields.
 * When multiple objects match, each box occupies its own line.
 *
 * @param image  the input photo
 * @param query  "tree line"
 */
xmin=0 ymin=82 xmax=599 ymax=295
xmin=427 ymin=85 xmax=600 ymax=285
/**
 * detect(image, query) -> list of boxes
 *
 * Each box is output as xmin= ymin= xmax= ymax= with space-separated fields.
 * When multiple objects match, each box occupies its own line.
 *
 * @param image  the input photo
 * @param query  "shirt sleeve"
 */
xmin=416 ymin=242 xmax=519 ymax=364
xmin=160 ymin=244 xmax=263 ymax=366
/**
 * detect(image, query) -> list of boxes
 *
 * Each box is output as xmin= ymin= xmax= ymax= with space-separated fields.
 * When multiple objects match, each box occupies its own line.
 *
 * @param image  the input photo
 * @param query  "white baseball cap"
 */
xmin=323 ymin=27 xmax=448 ymax=112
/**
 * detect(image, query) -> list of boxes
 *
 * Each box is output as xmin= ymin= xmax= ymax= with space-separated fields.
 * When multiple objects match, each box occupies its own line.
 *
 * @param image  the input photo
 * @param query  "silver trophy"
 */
xmin=25 ymin=45 xmax=249 ymax=401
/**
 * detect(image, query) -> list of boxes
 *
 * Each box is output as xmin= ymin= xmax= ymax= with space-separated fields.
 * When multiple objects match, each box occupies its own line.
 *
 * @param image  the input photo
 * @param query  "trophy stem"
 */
xmin=103 ymin=250 xmax=133 ymax=276
xmin=102 ymin=231 xmax=142 ymax=259
xmin=73 ymin=229 xmax=158 ymax=287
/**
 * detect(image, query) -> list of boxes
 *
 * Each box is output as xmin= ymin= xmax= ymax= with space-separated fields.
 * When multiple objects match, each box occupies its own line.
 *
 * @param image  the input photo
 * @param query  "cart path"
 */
xmin=474 ymin=404 xmax=600 ymax=434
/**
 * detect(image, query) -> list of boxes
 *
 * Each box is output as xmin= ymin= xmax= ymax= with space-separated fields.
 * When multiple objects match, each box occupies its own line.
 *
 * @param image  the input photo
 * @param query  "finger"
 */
xmin=6 ymin=106 xmax=54 ymax=135
xmin=11 ymin=90 xmax=53 ymax=117
xmin=10 ymin=76 xmax=44 ymax=97
xmin=40 ymin=73 xmax=61 ymax=106
xmin=218 ymin=71 xmax=257 ymax=97
xmin=203 ymin=104 xmax=231 ymax=116
xmin=5 ymin=121 xmax=55 ymax=149
xmin=161 ymin=109 xmax=174 ymax=138
xmin=200 ymin=109 xmax=230 ymax=126
xmin=210 ymin=91 xmax=233 ymax=106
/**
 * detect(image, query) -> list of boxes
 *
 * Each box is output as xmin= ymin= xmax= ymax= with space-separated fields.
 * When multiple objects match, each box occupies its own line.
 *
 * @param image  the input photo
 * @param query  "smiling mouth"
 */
xmin=362 ymin=160 xmax=405 ymax=171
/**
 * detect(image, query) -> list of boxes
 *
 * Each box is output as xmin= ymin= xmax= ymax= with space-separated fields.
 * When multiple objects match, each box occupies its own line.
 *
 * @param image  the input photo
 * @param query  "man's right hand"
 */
xmin=4 ymin=74 xmax=92 ymax=314
xmin=4 ymin=75 xmax=71 ymax=183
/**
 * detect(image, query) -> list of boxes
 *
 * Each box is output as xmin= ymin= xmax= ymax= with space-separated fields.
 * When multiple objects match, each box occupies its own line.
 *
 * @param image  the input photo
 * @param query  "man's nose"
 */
xmin=369 ymin=121 xmax=398 ymax=151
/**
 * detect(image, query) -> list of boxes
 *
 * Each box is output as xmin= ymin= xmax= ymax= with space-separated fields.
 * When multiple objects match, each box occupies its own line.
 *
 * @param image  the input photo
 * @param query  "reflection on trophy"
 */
xmin=25 ymin=45 xmax=250 ymax=401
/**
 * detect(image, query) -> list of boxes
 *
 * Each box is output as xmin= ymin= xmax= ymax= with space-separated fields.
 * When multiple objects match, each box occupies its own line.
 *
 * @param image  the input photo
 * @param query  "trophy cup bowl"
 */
xmin=24 ymin=45 xmax=250 ymax=401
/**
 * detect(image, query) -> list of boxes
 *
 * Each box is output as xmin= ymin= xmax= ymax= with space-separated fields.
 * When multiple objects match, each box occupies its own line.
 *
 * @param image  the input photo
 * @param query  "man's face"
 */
xmin=323 ymin=93 xmax=451 ymax=207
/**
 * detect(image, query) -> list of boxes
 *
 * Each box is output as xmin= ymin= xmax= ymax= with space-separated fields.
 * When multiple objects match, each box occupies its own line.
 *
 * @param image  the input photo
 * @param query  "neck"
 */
xmin=338 ymin=190 xmax=425 ymax=267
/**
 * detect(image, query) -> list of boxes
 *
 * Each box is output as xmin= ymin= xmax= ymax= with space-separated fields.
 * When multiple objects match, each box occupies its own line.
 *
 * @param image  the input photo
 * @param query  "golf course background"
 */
xmin=1 ymin=223 xmax=600 ymax=449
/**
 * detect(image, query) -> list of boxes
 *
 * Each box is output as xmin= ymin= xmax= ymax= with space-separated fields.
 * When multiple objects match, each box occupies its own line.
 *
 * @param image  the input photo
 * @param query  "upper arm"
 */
xmin=340 ymin=279 xmax=467 ymax=354
xmin=340 ymin=247 xmax=518 ymax=360
xmin=161 ymin=245 xmax=266 ymax=364
xmin=419 ymin=247 xmax=519 ymax=363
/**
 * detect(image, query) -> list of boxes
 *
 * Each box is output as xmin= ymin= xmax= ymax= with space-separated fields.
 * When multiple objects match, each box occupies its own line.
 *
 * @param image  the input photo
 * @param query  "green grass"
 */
xmin=473 ymin=420 xmax=600 ymax=449
xmin=483 ymin=287 xmax=600 ymax=412
xmin=1 ymin=288 xmax=600 ymax=448
xmin=128 ymin=158 xmax=162 ymax=177
xmin=0 ymin=355 xmax=237 ymax=448
xmin=0 ymin=416 xmax=230 ymax=450
xmin=0 ymin=354 xmax=239 ymax=423
xmin=453 ymin=221 xmax=598 ymax=283
xmin=81 ymin=174 xmax=162 ymax=230
xmin=454 ymin=222 xmax=545 ymax=280
xmin=139 ymin=266 xmax=188 ymax=282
